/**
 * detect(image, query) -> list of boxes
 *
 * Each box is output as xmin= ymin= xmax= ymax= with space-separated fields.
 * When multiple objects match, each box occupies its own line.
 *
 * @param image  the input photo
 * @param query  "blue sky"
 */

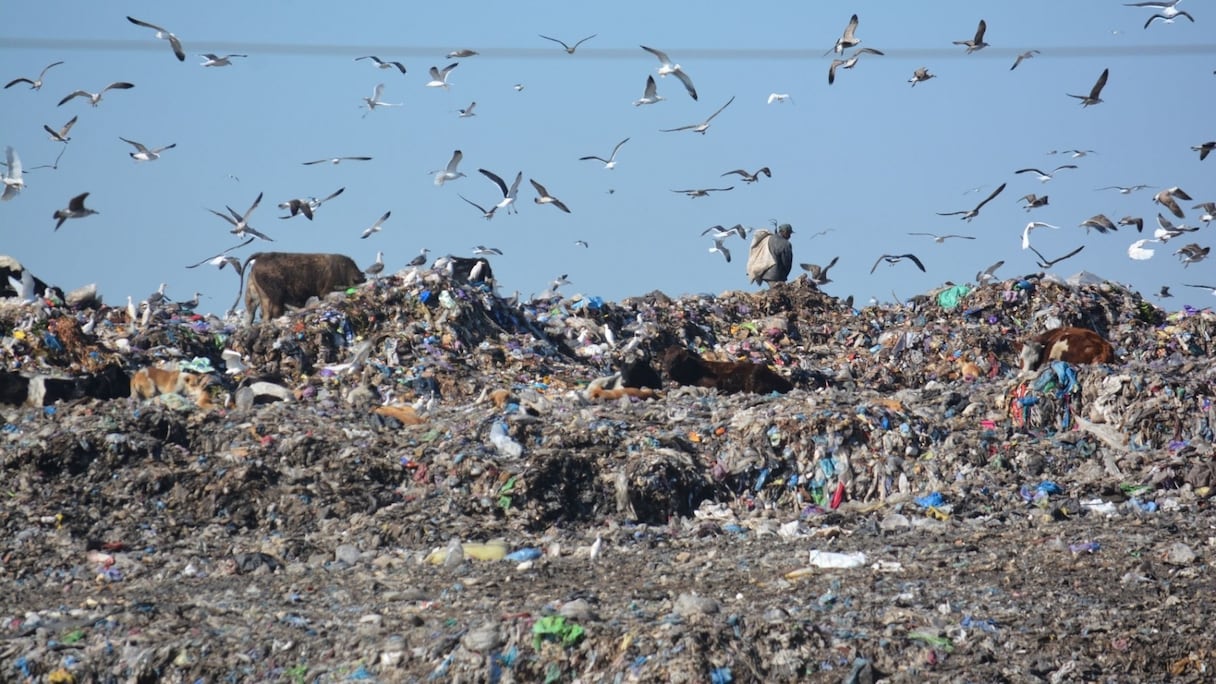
xmin=3 ymin=2 xmax=1213 ymax=315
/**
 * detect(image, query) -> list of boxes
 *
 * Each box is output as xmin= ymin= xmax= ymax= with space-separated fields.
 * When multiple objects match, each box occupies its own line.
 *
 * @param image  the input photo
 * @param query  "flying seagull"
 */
xmin=1055 ymin=148 xmax=1097 ymax=158
xmin=1127 ymin=239 xmax=1160 ymax=260
xmin=1080 ymin=214 xmax=1118 ymax=233
xmin=58 ymin=82 xmax=135 ymax=107
xmin=1097 ymin=184 xmax=1150 ymax=194
xmin=1067 ymin=68 xmax=1109 ymax=107
xmin=199 ymin=53 xmax=246 ymax=67
xmin=447 ymin=49 xmax=478 ymax=59
xmin=53 ymin=192 xmax=98 ymax=230
xmin=870 ymin=253 xmax=926 ymax=274
xmin=976 ymin=260 xmax=1005 ymax=284
xmin=937 ymin=182 xmax=1006 ymax=221
xmin=709 ymin=238 xmax=732 ymax=263
xmin=660 ymin=95 xmax=735 ymax=134
xmin=473 ymin=246 xmax=502 ymax=256
xmin=1194 ymin=202 xmax=1216 ymax=225
xmin=632 ymin=75 xmax=664 ymax=106
xmin=701 ymin=224 xmax=747 ymax=240
xmin=827 ymin=14 xmax=862 ymax=55
xmin=721 ymin=167 xmax=771 ymax=183
xmin=278 ymin=187 xmax=344 ymax=220
xmin=671 ymin=187 xmax=733 ymax=198
xmin=209 ymin=192 xmax=272 ymax=241
xmin=1015 ymin=165 xmax=1077 ymax=182
xmin=579 ymin=138 xmax=630 ymax=169
xmin=184 ymin=237 xmax=255 ymax=268
xmin=458 ymin=102 xmax=477 ymax=117
xmin=1192 ymin=142 xmax=1214 ymax=161
xmin=1022 ymin=221 xmax=1060 ymax=249
xmin=126 ymin=16 xmax=185 ymax=62
xmin=458 ymin=194 xmax=498 ymax=220
xmin=1 ymin=147 xmax=23 ymax=201
xmin=479 ymin=169 xmax=523 ymax=214
xmin=356 ymin=55 xmax=406 ymax=74
xmin=766 ymin=93 xmax=791 ymax=104
xmin=1142 ymin=5 xmax=1195 ymax=27
xmin=907 ymin=232 xmax=975 ymax=243
xmin=432 ymin=150 xmax=466 ymax=186
xmin=908 ymin=67 xmax=935 ymax=86
xmin=640 ymin=46 xmax=698 ymax=100
xmin=1020 ymin=193 xmax=1049 ymax=210
xmin=800 ymin=256 xmax=840 ymax=284
xmin=1029 ymin=244 xmax=1085 ymax=268
xmin=119 ymin=137 xmax=176 ymax=162
xmin=362 ymin=83 xmax=401 ymax=112
xmin=425 ymin=63 xmax=458 ymax=89
xmin=530 ymin=179 xmax=571 ymax=213
xmin=302 ymin=156 xmax=372 ymax=165
xmin=1174 ymin=243 xmax=1210 ymax=267
xmin=1155 ymin=213 xmax=1199 ymax=240
xmin=828 ymin=47 xmax=884 ymax=85
xmin=44 ymin=115 xmax=77 ymax=143
xmin=538 ymin=34 xmax=597 ymax=53
xmin=953 ymin=19 xmax=989 ymax=53
xmin=1154 ymin=186 xmax=1192 ymax=218
xmin=1010 ymin=50 xmax=1040 ymax=70
xmin=1183 ymin=283 xmax=1216 ymax=295
xmin=4 ymin=61 xmax=64 ymax=90
xmin=1157 ymin=285 xmax=1173 ymax=298
xmin=1118 ymin=216 xmax=1145 ymax=232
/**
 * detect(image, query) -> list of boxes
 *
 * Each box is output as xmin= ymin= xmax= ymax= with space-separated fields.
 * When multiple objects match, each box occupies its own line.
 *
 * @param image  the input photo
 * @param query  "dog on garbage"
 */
xmin=1018 ymin=327 xmax=1115 ymax=371
xmin=130 ymin=366 xmax=217 ymax=409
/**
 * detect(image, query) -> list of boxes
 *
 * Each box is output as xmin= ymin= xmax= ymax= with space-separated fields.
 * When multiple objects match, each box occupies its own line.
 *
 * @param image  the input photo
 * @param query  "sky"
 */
xmin=2 ymin=2 xmax=1214 ymax=317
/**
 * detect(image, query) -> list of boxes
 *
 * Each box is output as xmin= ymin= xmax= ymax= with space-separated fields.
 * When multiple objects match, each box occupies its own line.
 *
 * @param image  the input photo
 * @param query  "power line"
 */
xmin=3 ymin=37 xmax=1215 ymax=60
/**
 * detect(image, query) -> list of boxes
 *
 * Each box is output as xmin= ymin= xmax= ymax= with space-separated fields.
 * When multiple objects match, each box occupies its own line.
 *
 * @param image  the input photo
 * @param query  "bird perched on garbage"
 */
xmin=364 ymin=251 xmax=385 ymax=278
xmin=406 ymin=248 xmax=430 ymax=268
xmin=747 ymin=223 xmax=794 ymax=287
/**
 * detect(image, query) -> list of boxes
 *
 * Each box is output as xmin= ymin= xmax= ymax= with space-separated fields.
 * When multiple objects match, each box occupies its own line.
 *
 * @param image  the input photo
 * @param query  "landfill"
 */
xmin=2 ymin=265 xmax=1214 ymax=682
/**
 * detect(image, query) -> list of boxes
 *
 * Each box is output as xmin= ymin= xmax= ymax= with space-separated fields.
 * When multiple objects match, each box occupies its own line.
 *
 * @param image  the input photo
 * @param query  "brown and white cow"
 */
xmin=1019 ymin=326 xmax=1115 ymax=371
xmin=243 ymin=252 xmax=365 ymax=324
xmin=661 ymin=346 xmax=793 ymax=395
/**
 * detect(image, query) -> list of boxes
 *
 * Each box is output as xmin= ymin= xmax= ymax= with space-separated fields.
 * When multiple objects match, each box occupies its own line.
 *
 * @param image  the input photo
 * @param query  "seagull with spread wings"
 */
xmin=58 ymin=81 xmax=135 ymax=107
xmin=870 ymin=253 xmax=925 ymax=274
xmin=531 ymin=179 xmax=571 ymax=213
xmin=185 ymin=238 xmax=256 ymax=268
xmin=721 ymin=167 xmax=771 ymax=183
xmin=539 ymin=34 xmax=597 ymax=53
xmin=479 ymin=169 xmax=523 ymax=215
xmin=640 ymin=46 xmax=698 ymax=100
xmin=126 ymin=16 xmax=185 ymax=61
xmin=425 ymin=63 xmax=458 ymax=89
xmin=937 ymin=182 xmax=1006 ymax=221
xmin=660 ymin=95 xmax=735 ymax=134
xmin=826 ymin=14 xmax=863 ymax=55
xmin=800 ymin=256 xmax=840 ymax=285
xmin=671 ymin=187 xmax=733 ymax=198
xmin=828 ymin=47 xmax=884 ymax=85
xmin=302 ymin=156 xmax=372 ymax=165
xmin=432 ymin=150 xmax=466 ymax=186
xmin=1010 ymin=50 xmax=1040 ymax=70
xmin=209 ymin=192 xmax=272 ymax=241
xmin=356 ymin=55 xmax=406 ymax=74
xmin=1029 ymin=244 xmax=1085 ymax=268
xmin=200 ymin=53 xmax=246 ymax=67
xmin=5 ymin=61 xmax=63 ymax=90
xmin=907 ymin=232 xmax=975 ymax=243
xmin=579 ymin=138 xmax=629 ymax=169
xmin=278 ymin=187 xmax=344 ymax=220
xmin=1068 ymin=68 xmax=1109 ymax=107
xmin=1154 ymin=186 xmax=1192 ymax=218
xmin=1022 ymin=221 xmax=1060 ymax=249
xmin=633 ymin=75 xmax=664 ymax=106
xmin=953 ymin=19 xmax=989 ymax=53
xmin=1015 ymin=164 xmax=1077 ymax=182
xmin=44 ymin=115 xmax=76 ymax=143
xmin=53 ymin=192 xmax=99 ymax=230
xmin=120 ymin=137 xmax=176 ymax=162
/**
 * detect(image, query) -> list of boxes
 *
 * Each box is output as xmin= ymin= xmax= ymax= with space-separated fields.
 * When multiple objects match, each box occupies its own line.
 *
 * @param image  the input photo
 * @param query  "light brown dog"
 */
xmin=130 ymin=366 xmax=216 ymax=409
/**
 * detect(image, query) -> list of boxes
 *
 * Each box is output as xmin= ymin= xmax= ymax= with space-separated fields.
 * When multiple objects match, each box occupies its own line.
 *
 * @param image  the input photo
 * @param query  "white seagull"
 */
xmin=828 ymin=47 xmax=885 ymax=85
xmin=360 ymin=211 xmax=391 ymax=239
xmin=53 ymin=192 xmax=98 ymax=230
xmin=362 ymin=83 xmax=401 ymax=112
xmin=4 ymin=61 xmax=64 ymax=90
xmin=1022 ymin=221 xmax=1060 ymax=250
xmin=407 ymin=248 xmax=430 ymax=267
xmin=364 ymin=251 xmax=385 ymax=278
xmin=1 ymin=147 xmax=24 ymax=201
xmin=58 ymin=82 xmax=135 ymax=107
xmin=632 ymin=75 xmax=664 ymax=106
xmin=579 ymin=138 xmax=629 ymax=169
xmin=701 ymin=224 xmax=746 ymax=240
xmin=209 ymin=192 xmax=272 ymax=242
xmin=473 ymin=246 xmax=503 ymax=256
xmin=827 ymin=14 xmax=863 ymax=55
xmin=302 ymin=156 xmax=372 ymax=166
xmin=767 ymin=93 xmax=792 ymax=104
xmin=660 ymin=95 xmax=735 ymax=134
xmin=907 ymin=232 xmax=975 ymax=243
xmin=640 ymin=46 xmax=697 ymax=100
xmin=709 ymin=238 xmax=732 ymax=263
xmin=356 ymin=55 xmax=406 ymax=74
xmin=278 ymin=187 xmax=344 ymax=220
xmin=120 ymin=137 xmax=176 ymax=162
xmin=199 ymin=53 xmax=246 ymax=67
xmin=425 ymin=63 xmax=458 ymax=89
xmin=432 ymin=150 xmax=466 ymax=186
xmin=1014 ymin=165 xmax=1077 ymax=182
xmin=479 ymin=169 xmax=523 ymax=215
xmin=1127 ymin=239 xmax=1159 ymax=260
xmin=126 ymin=16 xmax=185 ymax=62
xmin=447 ymin=49 xmax=478 ymax=59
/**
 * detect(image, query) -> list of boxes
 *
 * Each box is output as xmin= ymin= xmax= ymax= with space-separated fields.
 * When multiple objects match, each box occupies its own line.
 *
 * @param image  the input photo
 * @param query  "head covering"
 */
xmin=777 ymin=223 xmax=794 ymax=238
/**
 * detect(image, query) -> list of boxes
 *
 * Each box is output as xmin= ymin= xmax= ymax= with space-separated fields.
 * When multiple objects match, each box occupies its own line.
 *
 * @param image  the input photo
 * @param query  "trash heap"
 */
xmin=2 ymin=266 xmax=1214 ymax=681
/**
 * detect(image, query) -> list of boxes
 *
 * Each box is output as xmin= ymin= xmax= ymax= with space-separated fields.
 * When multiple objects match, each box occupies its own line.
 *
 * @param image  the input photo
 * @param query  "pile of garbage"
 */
xmin=1 ymin=265 xmax=1213 ymax=681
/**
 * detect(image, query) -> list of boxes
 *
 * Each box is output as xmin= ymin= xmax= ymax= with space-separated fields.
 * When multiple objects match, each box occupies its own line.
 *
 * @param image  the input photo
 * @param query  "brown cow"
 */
xmin=661 ymin=346 xmax=793 ymax=395
xmin=1019 ymin=326 xmax=1115 ymax=371
xmin=243 ymin=252 xmax=365 ymax=324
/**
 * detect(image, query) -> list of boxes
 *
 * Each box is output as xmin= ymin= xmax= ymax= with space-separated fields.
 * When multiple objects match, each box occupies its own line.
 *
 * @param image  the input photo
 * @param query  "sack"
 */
xmin=747 ymin=230 xmax=777 ymax=282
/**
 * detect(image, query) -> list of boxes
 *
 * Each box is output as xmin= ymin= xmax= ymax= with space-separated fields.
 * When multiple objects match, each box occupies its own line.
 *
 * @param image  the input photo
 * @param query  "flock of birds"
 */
xmin=2 ymin=3 xmax=1215 ymax=314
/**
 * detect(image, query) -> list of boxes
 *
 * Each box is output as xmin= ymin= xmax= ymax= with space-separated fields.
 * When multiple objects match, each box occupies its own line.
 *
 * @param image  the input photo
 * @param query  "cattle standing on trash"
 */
xmin=1019 ymin=326 xmax=1115 ymax=371
xmin=661 ymin=346 xmax=793 ymax=394
xmin=243 ymin=252 xmax=365 ymax=324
